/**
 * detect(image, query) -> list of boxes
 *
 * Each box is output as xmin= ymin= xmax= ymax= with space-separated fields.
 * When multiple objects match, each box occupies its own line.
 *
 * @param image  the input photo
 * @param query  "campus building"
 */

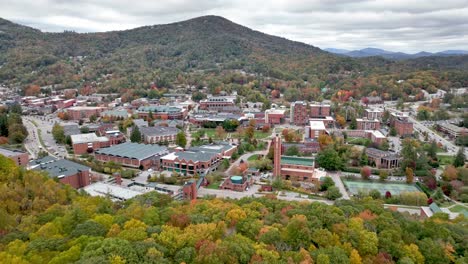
xmin=199 ymin=96 xmax=237 ymax=112
xmin=366 ymin=148 xmax=401 ymax=169
xmin=265 ymin=109 xmax=286 ymax=125
xmin=137 ymin=105 xmax=186 ymax=120
xmin=29 ymin=156 xmax=91 ymax=189
xmin=67 ymin=106 xmax=105 ymax=120
xmin=364 ymin=108 xmax=384 ymax=120
xmin=160 ymin=143 xmax=237 ymax=176
xmin=0 ymin=147 xmax=29 ymax=166
xmin=305 ymin=120 xmax=327 ymax=139
xmin=390 ymin=113 xmax=414 ymax=137
xmin=70 ymin=133 xmax=110 ymax=155
xmin=356 ymin=118 xmax=381 ymax=130
xmin=437 ymin=123 xmax=468 ymax=139
xmin=95 ymin=142 xmax=169 ymax=170
xmin=140 ymin=126 xmax=179 ymax=144
xmin=309 ymin=102 xmax=331 ymax=118
xmin=290 ymin=101 xmax=308 ymax=125
xmin=220 ymin=175 xmax=253 ymax=192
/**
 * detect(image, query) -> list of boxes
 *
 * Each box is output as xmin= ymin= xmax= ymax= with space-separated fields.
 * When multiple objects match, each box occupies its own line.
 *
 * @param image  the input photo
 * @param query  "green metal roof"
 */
xmin=429 ymin=203 xmax=442 ymax=213
xmin=281 ymin=156 xmax=314 ymax=166
xmin=95 ymin=142 xmax=168 ymax=160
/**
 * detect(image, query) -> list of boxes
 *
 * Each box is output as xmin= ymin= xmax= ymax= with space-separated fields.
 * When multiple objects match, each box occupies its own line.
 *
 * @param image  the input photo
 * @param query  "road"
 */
xmin=23 ymin=115 xmax=68 ymax=159
xmin=226 ymin=150 xmax=267 ymax=175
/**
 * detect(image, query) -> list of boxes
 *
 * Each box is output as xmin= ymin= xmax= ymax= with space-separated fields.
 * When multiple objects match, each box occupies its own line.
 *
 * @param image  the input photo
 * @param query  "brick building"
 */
xmin=161 ymin=143 xmax=236 ymax=176
xmin=220 ymin=175 xmax=253 ymax=192
xmin=95 ymin=142 xmax=169 ymax=170
xmin=310 ymin=102 xmax=331 ymax=118
xmin=305 ymin=120 xmax=327 ymax=139
xmin=365 ymin=108 xmax=384 ymax=120
xmin=71 ymin=133 xmax=110 ymax=155
xmin=67 ymin=106 xmax=105 ymax=120
xmin=30 ymin=157 xmax=91 ymax=189
xmin=366 ymin=148 xmax=401 ymax=168
xmin=356 ymin=118 xmax=381 ymax=130
xmin=0 ymin=147 xmax=29 ymax=166
xmin=390 ymin=113 xmax=413 ymax=137
xmin=199 ymin=96 xmax=237 ymax=112
xmin=265 ymin=109 xmax=285 ymax=124
xmin=137 ymin=105 xmax=186 ymax=120
xmin=140 ymin=126 xmax=179 ymax=144
xmin=290 ymin=101 xmax=308 ymax=125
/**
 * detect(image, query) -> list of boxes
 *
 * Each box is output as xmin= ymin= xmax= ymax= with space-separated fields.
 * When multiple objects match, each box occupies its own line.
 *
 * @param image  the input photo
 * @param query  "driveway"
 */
xmin=328 ymin=172 xmax=350 ymax=200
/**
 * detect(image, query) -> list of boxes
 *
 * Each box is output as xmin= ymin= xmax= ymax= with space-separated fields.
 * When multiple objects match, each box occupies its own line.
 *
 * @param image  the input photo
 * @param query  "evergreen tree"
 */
xmin=175 ymin=132 xmax=187 ymax=147
xmin=453 ymin=147 xmax=465 ymax=167
xmin=130 ymin=126 xmax=142 ymax=143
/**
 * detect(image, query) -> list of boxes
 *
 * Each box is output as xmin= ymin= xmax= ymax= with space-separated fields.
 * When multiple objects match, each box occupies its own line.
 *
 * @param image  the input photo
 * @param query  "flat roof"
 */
xmin=30 ymin=157 xmax=90 ymax=178
xmin=68 ymin=106 xmax=104 ymax=111
xmin=140 ymin=126 xmax=179 ymax=137
xmin=83 ymin=182 xmax=143 ymax=200
xmin=281 ymin=156 xmax=314 ymax=166
xmin=0 ymin=147 xmax=26 ymax=157
xmin=95 ymin=142 xmax=168 ymax=160
xmin=309 ymin=120 xmax=326 ymax=130
xmin=366 ymin=130 xmax=386 ymax=138
xmin=71 ymin=133 xmax=108 ymax=144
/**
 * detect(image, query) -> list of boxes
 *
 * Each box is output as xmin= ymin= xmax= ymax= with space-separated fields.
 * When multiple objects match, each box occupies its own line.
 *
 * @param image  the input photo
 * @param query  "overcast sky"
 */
xmin=1 ymin=0 xmax=467 ymax=53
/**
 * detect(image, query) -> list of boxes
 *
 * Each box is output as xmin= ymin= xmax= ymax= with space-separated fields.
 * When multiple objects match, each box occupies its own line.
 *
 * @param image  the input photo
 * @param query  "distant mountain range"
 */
xmin=324 ymin=47 xmax=468 ymax=60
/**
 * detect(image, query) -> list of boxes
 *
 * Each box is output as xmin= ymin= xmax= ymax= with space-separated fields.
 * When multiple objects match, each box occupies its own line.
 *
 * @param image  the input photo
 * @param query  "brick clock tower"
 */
xmin=273 ymin=134 xmax=281 ymax=178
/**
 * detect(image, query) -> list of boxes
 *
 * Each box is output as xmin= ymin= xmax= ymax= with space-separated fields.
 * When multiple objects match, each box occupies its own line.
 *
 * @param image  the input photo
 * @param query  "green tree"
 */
xmin=427 ymin=140 xmax=438 ymax=159
xmin=453 ymin=147 xmax=465 ymax=167
xmin=285 ymin=145 xmax=300 ymax=156
xmin=316 ymin=147 xmax=343 ymax=170
xmin=175 ymin=132 xmax=187 ymax=147
xmin=326 ymin=186 xmax=342 ymax=200
xmin=130 ymin=126 xmax=142 ymax=143
xmin=52 ymin=123 xmax=66 ymax=144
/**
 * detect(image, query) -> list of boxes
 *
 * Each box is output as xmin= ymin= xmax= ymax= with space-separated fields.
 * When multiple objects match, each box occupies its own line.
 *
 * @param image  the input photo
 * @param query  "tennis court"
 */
xmin=343 ymin=180 xmax=421 ymax=195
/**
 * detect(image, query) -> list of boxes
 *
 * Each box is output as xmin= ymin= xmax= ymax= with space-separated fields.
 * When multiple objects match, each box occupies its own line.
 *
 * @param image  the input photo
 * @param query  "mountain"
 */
xmin=326 ymin=47 xmax=468 ymax=60
xmin=0 ymin=15 xmax=468 ymax=92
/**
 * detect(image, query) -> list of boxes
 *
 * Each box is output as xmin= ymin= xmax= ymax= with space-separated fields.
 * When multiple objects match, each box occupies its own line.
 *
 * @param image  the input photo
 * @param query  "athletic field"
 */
xmin=343 ymin=180 xmax=421 ymax=195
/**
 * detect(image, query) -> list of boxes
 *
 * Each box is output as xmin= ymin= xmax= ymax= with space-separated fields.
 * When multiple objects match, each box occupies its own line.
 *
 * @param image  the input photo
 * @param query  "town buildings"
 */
xmin=95 ymin=142 xmax=169 ymax=169
xmin=309 ymin=102 xmax=331 ymax=118
xmin=160 ymin=143 xmax=237 ymax=176
xmin=364 ymin=108 xmax=384 ymax=120
xmin=390 ymin=113 xmax=414 ymax=137
xmin=305 ymin=120 xmax=327 ymax=139
xmin=199 ymin=95 xmax=238 ymax=112
xmin=356 ymin=118 xmax=381 ymax=130
xmin=140 ymin=126 xmax=179 ymax=144
xmin=70 ymin=133 xmax=110 ymax=155
xmin=67 ymin=106 xmax=105 ymax=120
xmin=366 ymin=148 xmax=401 ymax=168
xmin=290 ymin=101 xmax=308 ymax=125
xmin=137 ymin=105 xmax=186 ymax=120
xmin=265 ymin=109 xmax=286 ymax=125
xmin=29 ymin=156 xmax=91 ymax=188
xmin=0 ymin=147 xmax=29 ymax=166
xmin=437 ymin=123 xmax=467 ymax=139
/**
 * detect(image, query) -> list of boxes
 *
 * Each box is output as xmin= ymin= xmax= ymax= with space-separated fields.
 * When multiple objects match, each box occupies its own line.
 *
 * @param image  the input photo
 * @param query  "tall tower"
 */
xmin=273 ymin=134 xmax=282 ymax=178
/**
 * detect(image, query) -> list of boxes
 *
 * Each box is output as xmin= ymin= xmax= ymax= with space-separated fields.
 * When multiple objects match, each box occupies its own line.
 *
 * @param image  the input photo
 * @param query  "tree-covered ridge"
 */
xmin=0 ymin=155 xmax=466 ymax=264
xmin=2 ymin=15 xmax=468 ymax=95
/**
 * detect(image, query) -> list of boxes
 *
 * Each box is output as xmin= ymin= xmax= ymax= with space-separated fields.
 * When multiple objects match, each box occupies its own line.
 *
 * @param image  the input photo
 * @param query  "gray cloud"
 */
xmin=0 ymin=0 xmax=467 ymax=53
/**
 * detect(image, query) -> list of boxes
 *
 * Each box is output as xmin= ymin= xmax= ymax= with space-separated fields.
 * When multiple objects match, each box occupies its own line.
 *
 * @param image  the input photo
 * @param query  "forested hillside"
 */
xmin=1 ymin=15 xmax=468 ymax=97
xmin=0 ymin=155 xmax=466 ymax=263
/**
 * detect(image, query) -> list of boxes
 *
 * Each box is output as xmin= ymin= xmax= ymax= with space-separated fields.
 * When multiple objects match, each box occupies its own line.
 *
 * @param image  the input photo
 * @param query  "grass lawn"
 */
xmin=449 ymin=204 xmax=468 ymax=213
xmin=248 ymin=154 xmax=260 ymax=161
xmin=437 ymin=154 xmax=455 ymax=165
xmin=206 ymin=181 xmax=221 ymax=189
xmin=254 ymin=131 xmax=271 ymax=139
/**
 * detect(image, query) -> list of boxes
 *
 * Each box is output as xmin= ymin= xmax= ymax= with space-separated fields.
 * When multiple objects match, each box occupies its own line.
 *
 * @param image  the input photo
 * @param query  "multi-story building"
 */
xmin=199 ymin=96 xmax=237 ymax=112
xmin=437 ymin=123 xmax=468 ymax=139
xmin=390 ymin=113 xmax=413 ymax=137
xmin=95 ymin=142 xmax=169 ymax=170
xmin=310 ymin=102 xmax=331 ymax=118
xmin=364 ymin=108 xmax=384 ymax=120
xmin=290 ymin=101 xmax=308 ymax=125
xmin=140 ymin=126 xmax=179 ymax=144
xmin=160 ymin=143 xmax=237 ymax=176
xmin=305 ymin=120 xmax=327 ymax=139
xmin=137 ymin=105 xmax=186 ymax=120
xmin=0 ymin=147 xmax=29 ymax=166
xmin=265 ymin=109 xmax=285 ymax=124
xmin=29 ymin=156 xmax=91 ymax=188
xmin=67 ymin=106 xmax=105 ymax=120
xmin=356 ymin=118 xmax=381 ymax=130
xmin=70 ymin=133 xmax=110 ymax=155
xmin=366 ymin=148 xmax=401 ymax=169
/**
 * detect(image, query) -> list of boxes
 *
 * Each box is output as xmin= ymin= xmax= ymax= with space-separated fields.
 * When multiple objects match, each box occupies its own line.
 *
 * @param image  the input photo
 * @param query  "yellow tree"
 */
xmin=349 ymin=249 xmax=362 ymax=264
xmin=405 ymin=167 xmax=414 ymax=183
